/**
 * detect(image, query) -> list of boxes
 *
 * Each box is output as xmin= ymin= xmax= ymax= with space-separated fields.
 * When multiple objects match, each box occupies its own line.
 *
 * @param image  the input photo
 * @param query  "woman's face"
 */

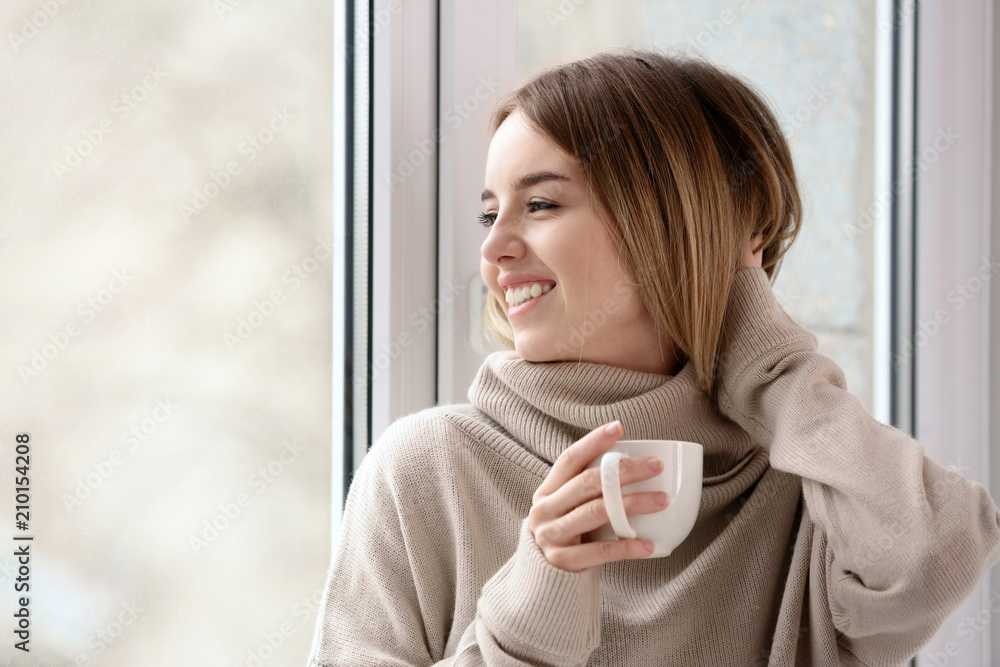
xmin=479 ymin=110 xmax=683 ymax=375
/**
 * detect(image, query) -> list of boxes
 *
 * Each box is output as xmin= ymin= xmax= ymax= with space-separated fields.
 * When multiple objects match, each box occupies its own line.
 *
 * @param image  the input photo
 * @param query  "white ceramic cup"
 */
xmin=584 ymin=440 xmax=703 ymax=558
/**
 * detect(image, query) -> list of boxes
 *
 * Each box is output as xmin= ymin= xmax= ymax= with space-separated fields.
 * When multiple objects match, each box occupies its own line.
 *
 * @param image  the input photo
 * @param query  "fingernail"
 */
xmin=642 ymin=540 xmax=655 ymax=553
xmin=654 ymin=492 xmax=668 ymax=505
xmin=646 ymin=457 xmax=662 ymax=471
xmin=604 ymin=421 xmax=620 ymax=435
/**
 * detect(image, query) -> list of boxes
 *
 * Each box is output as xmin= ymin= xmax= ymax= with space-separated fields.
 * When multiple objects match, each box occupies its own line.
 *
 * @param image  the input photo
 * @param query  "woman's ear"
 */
xmin=742 ymin=232 xmax=764 ymax=269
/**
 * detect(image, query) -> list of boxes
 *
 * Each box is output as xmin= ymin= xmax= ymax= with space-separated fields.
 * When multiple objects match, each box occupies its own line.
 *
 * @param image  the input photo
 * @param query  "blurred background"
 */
xmin=0 ymin=1 xmax=332 ymax=664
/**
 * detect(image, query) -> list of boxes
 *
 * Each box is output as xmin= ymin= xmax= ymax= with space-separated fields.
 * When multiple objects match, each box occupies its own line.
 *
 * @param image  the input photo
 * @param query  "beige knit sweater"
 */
xmin=308 ymin=267 xmax=1000 ymax=666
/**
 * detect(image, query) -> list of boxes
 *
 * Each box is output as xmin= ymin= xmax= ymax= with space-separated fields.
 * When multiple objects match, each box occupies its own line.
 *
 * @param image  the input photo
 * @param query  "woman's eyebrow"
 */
xmin=481 ymin=171 xmax=571 ymax=202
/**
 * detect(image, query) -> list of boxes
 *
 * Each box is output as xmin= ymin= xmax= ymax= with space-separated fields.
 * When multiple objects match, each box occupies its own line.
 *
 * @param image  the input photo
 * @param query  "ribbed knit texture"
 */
xmin=308 ymin=267 xmax=1000 ymax=666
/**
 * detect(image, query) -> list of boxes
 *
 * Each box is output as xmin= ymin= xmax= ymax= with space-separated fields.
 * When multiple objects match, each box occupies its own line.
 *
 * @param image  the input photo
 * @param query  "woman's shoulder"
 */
xmin=364 ymin=403 xmax=546 ymax=485
xmin=359 ymin=406 xmax=457 ymax=476
xmin=371 ymin=403 xmax=471 ymax=454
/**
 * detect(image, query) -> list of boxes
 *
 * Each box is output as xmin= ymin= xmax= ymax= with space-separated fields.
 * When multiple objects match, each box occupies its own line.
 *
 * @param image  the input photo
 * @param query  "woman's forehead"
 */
xmin=485 ymin=113 xmax=580 ymax=189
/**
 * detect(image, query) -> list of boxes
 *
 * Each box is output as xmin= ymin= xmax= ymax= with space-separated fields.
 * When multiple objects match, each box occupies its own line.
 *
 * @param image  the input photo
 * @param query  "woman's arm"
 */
xmin=307 ymin=416 xmax=603 ymax=666
xmin=714 ymin=265 xmax=1000 ymax=663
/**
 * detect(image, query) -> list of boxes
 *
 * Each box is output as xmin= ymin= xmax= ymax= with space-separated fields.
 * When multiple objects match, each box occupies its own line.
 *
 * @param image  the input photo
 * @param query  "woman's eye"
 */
xmin=478 ymin=201 xmax=556 ymax=228
xmin=527 ymin=200 xmax=556 ymax=213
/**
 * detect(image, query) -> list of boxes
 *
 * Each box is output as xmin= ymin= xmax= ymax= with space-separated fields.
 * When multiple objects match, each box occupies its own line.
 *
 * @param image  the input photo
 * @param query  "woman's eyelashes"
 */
xmin=527 ymin=200 xmax=557 ymax=214
xmin=477 ymin=200 xmax=559 ymax=228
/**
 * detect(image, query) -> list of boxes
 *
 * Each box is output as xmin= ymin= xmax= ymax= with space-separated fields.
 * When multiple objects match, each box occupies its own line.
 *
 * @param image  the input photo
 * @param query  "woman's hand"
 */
xmin=743 ymin=232 xmax=764 ymax=270
xmin=527 ymin=421 xmax=668 ymax=573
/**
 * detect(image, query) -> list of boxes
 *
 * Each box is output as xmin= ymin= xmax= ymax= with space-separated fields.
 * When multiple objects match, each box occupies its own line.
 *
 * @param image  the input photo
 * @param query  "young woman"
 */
xmin=309 ymin=50 xmax=1000 ymax=666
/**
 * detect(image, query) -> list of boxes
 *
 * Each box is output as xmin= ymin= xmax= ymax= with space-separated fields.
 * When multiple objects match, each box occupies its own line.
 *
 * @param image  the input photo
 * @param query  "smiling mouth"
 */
xmin=504 ymin=282 xmax=555 ymax=307
xmin=505 ymin=284 xmax=554 ymax=317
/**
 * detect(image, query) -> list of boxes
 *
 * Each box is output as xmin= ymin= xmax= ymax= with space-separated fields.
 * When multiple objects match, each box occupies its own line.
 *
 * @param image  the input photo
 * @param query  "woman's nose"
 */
xmin=480 ymin=214 xmax=524 ymax=265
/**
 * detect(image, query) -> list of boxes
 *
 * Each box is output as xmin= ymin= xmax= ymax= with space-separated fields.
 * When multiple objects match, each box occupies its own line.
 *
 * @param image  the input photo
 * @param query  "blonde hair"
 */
xmin=482 ymin=49 xmax=802 ymax=399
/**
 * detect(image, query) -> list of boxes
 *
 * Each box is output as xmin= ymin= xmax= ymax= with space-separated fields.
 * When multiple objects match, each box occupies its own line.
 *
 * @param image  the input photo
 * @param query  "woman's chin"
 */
xmin=513 ymin=340 xmax=549 ymax=362
xmin=513 ymin=340 xmax=576 ymax=363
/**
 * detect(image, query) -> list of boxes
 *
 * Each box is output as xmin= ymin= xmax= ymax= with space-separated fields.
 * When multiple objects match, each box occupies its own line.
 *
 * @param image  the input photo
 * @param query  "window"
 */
xmin=514 ymin=1 xmax=883 ymax=418
xmin=352 ymin=0 xmax=999 ymax=664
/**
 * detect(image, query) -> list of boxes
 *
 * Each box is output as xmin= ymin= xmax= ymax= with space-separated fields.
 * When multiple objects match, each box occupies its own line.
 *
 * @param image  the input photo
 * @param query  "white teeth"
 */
xmin=505 ymin=282 xmax=552 ymax=306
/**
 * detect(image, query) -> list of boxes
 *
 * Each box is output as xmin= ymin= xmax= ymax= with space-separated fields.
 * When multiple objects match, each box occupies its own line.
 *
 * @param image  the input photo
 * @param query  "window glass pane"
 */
xmin=1 ymin=1 xmax=331 ymax=662
xmin=517 ymin=1 xmax=877 ymax=412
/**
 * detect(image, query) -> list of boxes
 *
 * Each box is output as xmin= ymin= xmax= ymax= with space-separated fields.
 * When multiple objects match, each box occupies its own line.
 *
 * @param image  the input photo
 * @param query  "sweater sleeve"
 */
xmin=307 ymin=417 xmax=602 ymax=667
xmin=715 ymin=267 xmax=1000 ymax=663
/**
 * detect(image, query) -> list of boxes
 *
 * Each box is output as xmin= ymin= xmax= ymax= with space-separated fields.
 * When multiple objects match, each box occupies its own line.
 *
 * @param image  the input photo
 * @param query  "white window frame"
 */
xmin=340 ymin=0 xmax=1000 ymax=663
xmin=368 ymin=0 xmax=440 ymax=445
xmin=334 ymin=0 xmax=441 ymax=548
xmin=915 ymin=1 xmax=997 ymax=665
xmin=332 ymin=0 xmax=350 ymax=553
xmin=437 ymin=0 xmax=517 ymax=403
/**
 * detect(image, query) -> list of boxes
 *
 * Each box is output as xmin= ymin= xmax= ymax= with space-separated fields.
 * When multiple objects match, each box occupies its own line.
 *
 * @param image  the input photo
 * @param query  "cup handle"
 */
xmin=601 ymin=452 xmax=637 ymax=539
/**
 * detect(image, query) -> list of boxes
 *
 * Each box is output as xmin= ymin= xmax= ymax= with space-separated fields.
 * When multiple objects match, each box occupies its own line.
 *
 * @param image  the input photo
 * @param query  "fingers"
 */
xmin=534 ymin=421 xmax=622 ymax=500
xmin=540 ymin=455 xmax=663 ymax=521
xmin=543 ymin=535 xmax=655 ymax=573
xmin=529 ymin=419 xmax=673 ymax=572
xmin=552 ymin=489 xmax=669 ymax=544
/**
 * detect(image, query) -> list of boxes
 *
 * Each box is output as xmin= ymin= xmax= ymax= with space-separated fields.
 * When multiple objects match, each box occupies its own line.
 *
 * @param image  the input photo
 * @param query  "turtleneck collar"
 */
xmin=467 ymin=350 xmax=758 ymax=482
